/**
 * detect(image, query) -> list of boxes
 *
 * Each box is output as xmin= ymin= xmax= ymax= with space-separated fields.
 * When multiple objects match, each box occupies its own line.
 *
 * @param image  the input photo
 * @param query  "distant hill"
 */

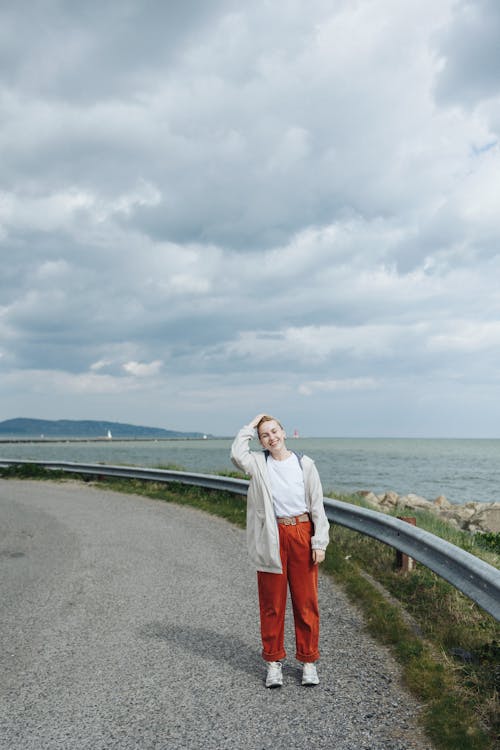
xmin=0 ymin=418 xmax=208 ymax=439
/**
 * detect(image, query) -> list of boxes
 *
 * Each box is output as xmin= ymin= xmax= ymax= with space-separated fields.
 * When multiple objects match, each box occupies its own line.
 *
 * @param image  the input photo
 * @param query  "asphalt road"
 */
xmin=0 ymin=479 xmax=433 ymax=749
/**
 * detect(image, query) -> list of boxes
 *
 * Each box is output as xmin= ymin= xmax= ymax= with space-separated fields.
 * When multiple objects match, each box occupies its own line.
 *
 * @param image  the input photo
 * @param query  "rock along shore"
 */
xmin=355 ymin=490 xmax=500 ymax=534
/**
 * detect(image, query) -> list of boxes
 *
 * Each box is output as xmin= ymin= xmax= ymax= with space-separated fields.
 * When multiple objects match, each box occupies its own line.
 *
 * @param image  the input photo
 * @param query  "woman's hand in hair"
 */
xmin=249 ymin=413 xmax=268 ymax=429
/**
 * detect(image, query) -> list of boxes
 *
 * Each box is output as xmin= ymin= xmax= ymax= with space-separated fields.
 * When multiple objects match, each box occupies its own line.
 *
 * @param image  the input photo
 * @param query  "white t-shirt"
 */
xmin=267 ymin=453 xmax=308 ymax=518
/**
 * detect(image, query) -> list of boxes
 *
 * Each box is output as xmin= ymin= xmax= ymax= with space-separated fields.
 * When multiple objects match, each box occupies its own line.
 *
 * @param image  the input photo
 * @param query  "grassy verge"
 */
xmin=1 ymin=464 xmax=498 ymax=749
xmin=324 ymin=494 xmax=499 ymax=750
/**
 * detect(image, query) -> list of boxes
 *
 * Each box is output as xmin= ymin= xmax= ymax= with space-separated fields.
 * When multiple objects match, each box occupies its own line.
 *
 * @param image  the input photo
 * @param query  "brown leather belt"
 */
xmin=276 ymin=512 xmax=310 ymax=526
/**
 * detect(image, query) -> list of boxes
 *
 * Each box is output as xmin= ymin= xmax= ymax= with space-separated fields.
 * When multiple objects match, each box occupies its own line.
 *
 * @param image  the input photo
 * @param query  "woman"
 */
xmin=231 ymin=414 xmax=330 ymax=687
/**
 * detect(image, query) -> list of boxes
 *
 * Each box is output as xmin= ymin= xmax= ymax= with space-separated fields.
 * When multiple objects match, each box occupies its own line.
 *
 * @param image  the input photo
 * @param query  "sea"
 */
xmin=0 ymin=437 xmax=499 ymax=506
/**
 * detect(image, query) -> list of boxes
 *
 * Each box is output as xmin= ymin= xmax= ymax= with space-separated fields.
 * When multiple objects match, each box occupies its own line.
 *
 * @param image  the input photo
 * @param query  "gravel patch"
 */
xmin=0 ymin=479 xmax=434 ymax=749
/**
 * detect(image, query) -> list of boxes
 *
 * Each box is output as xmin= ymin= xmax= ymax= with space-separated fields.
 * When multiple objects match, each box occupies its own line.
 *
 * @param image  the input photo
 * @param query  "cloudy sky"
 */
xmin=1 ymin=0 xmax=499 ymax=437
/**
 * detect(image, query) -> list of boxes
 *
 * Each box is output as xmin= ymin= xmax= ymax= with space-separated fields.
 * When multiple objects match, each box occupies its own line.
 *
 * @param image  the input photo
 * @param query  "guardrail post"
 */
xmin=396 ymin=517 xmax=417 ymax=572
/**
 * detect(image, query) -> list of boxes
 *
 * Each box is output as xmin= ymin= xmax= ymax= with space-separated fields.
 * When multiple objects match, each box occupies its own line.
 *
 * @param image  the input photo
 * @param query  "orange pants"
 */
xmin=257 ymin=519 xmax=319 ymax=663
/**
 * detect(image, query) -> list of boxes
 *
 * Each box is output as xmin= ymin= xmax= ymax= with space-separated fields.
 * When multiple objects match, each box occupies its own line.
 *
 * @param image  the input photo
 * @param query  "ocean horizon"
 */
xmin=1 ymin=436 xmax=499 ymax=506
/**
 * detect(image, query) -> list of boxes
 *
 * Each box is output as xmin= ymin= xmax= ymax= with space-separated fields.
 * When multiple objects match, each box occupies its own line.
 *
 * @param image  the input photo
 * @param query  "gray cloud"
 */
xmin=0 ymin=0 xmax=235 ymax=99
xmin=1 ymin=0 xmax=500 ymax=436
xmin=433 ymin=0 xmax=500 ymax=107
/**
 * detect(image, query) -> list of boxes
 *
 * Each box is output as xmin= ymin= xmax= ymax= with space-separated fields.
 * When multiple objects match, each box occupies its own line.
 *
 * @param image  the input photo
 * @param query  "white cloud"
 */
xmin=1 ymin=368 xmax=138 ymax=396
xmin=298 ymin=378 xmax=378 ymax=397
xmin=90 ymin=359 xmax=113 ymax=372
xmin=122 ymin=360 xmax=163 ymax=377
xmin=427 ymin=321 xmax=500 ymax=353
xmin=0 ymin=188 xmax=94 ymax=231
xmin=226 ymin=324 xmax=418 ymax=362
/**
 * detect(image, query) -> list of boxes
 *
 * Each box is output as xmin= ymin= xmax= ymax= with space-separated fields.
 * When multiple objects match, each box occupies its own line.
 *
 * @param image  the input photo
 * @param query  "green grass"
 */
xmin=1 ymin=463 xmax=499 ymax=749
xmin=476 ymin=532 xmax=500 ymax=555
xmin=102 ymin=476 xmax=248 ymax=528
xmin=325 ymin=492 xmax=499 ymax=750
xmin=0 ymin=462 xmax=71 ymax=480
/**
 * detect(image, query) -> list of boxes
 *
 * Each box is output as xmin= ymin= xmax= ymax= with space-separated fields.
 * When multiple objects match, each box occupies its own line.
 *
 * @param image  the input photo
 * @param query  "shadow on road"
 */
xmin=139 ymin=622 xmax=302 ymax=682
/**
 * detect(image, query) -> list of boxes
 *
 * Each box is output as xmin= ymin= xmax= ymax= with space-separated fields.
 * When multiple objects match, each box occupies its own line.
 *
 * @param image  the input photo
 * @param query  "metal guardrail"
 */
xmin=322 ymin=497 xmax=500 ymax=621
xmin=1 ymin=459 xmax=499 ymax=620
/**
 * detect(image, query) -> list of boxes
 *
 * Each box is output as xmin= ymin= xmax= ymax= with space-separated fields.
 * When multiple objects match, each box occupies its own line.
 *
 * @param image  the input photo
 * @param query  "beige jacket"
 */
xmin=230 ymin=424 xmax=330 ymax=573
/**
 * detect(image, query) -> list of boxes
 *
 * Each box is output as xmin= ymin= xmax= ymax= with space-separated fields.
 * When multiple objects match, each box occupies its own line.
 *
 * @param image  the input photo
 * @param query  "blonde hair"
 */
xmin=256 ymin=415 xmax=284 ymax=436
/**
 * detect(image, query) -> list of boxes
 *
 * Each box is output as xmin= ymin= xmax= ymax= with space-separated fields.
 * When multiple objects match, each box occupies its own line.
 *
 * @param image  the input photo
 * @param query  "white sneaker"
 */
xmin=265 ymin=661 xmax=283 ymax=688
xmin=302 ymin=662 xmax=319 ymax=686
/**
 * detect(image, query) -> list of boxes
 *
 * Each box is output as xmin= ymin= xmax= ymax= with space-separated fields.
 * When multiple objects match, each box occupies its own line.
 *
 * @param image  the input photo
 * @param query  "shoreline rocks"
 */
xmin=355 ymin=490 xmax=500 ymax=535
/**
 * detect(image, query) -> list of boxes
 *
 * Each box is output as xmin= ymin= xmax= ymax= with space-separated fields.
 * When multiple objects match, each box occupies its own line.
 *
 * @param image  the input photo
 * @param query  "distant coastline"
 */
xmin=0 ymin=437 xmax=222 ymax=444
xmin=0 ymin=418 xmax=210 ymax=440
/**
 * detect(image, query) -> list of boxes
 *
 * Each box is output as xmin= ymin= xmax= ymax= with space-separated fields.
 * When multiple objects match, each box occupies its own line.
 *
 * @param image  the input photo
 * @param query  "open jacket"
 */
xmin=230 ymin=424 xmax=330 ymax=573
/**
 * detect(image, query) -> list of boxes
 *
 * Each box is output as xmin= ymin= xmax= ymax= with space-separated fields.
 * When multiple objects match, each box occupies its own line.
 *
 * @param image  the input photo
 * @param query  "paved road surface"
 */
xmin=0 ymin=479 xmax=433 ymax=749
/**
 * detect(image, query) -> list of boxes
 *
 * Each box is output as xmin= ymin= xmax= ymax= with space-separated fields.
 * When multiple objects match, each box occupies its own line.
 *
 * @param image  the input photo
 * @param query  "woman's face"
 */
xmin=258 ymin=419 xmax=286 ymax=453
